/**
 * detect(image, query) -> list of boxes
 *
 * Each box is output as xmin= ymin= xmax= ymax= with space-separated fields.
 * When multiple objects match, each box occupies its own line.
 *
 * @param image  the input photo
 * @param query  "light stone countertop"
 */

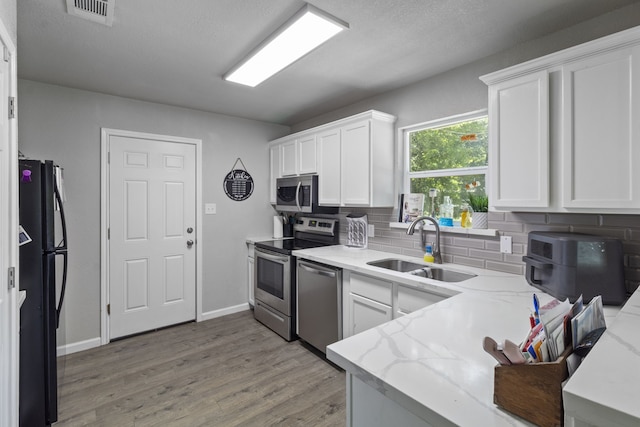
xmin=292 ymin=245 xmax=632 ymax=426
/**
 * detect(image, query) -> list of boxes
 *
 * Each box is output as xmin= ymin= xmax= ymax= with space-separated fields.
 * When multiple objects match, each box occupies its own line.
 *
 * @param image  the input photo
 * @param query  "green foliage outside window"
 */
xmin=408 ymin=117 xmax=488 ymax=218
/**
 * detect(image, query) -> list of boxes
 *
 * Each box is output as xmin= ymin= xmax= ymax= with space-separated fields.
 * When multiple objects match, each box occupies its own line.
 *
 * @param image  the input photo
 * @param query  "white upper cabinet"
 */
xmin=487 ymin=71 xmax=549 ymax=209
xmin=280 ymin=139 xmax=298 ymax=176
xmin=562 ymin=46 xmax=640 ymax=210
xmin=481 ymin=26 xmax=640 ymax=213
xmin=269 ymin=110 xmax=396 ymax=207
xmin=275 ymin=135 xmax=318 ymax=178
xmin=269 ymin=144 xmax=280 ymax=204
xmin=297 ymin=134 xmax=317 ymax=175
xmin=317 ymin=128 xmax=341 ymax=205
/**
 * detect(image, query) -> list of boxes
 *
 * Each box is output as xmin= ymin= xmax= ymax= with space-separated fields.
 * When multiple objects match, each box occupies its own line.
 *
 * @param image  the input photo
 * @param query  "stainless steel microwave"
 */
xmin=275 ymin=175 xmax=338 ymax=214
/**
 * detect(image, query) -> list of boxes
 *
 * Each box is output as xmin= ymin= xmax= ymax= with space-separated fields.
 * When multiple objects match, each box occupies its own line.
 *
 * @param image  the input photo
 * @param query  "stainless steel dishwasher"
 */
xmin=296 ymin=259 xmax=342 ymax=353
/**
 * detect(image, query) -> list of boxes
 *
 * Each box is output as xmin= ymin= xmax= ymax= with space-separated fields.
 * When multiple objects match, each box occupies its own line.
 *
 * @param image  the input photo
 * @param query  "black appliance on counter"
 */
xmin=18 ymin=160 xmax=68 ymax=426
xmin=254 ymin=217 xmax=339 ymax=341
xmin=522 ymin=231 xmax=626 ymax=305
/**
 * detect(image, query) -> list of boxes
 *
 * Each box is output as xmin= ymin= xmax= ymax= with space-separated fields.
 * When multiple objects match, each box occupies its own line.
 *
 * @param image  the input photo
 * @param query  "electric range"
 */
xmin=253 ymin=216 xmax=339 ymax=341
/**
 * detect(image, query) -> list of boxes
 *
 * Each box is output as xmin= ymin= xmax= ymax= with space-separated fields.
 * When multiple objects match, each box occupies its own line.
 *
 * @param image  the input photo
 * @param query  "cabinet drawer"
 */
xmin=350 ymin=273 xmax=392 ymax=306
xmin=397 ymin=285 xmax=446 ymax=315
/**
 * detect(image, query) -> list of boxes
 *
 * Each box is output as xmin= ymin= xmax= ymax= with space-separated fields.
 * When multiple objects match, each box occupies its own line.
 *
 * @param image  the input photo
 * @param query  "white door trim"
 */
xmin=100 ymin=128 xmax=203 ymax=345
xmin=0 ymin=18 xmax=18 ymax=427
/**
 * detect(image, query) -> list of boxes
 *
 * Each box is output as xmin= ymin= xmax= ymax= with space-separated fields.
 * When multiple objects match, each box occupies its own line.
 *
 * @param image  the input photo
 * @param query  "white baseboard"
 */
xmin=57 ymin=337 xmax=101 ymax=357
xmin=199 ymin=303 xmax=250 ymax=321
xmin=60 ymin=304 xmax=250 ymax=356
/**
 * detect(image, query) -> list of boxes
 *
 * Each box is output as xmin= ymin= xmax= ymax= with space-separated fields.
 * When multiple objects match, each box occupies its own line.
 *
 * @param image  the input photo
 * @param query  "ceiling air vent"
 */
xmin=66 ymin=0 xmax=115 ymax=27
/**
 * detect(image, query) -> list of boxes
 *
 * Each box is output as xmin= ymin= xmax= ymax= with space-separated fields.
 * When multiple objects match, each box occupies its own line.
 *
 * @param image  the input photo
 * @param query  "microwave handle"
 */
xmin=295 ymin=181 xmax=302 ymax=212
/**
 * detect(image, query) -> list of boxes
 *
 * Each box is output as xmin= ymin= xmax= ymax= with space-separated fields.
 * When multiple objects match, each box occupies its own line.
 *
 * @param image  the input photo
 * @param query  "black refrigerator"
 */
xmin=18 ymin=160 xmax=68 ymax=427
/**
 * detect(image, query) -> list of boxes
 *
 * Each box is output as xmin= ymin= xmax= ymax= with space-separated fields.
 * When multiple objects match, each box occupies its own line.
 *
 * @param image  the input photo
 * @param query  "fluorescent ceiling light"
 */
xmin=224 ymin=5 xmax=348 ymax=87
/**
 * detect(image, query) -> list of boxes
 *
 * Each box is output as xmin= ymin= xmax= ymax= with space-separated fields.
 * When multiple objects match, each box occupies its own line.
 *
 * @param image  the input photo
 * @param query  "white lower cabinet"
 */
xmin=349 ymin=374 xmax=433 ymax=427
xmin=343 ymin=271 xmax=449 ymax=338
xmin=349 ymin=294 xmax=393 ymax=336
xmin=346 ymin=272 xmax=393 ymax=337
xmin=247 ymin=243 xmax=255 ymax=306
xmin=395 ymin=284 xmax=446 ymax=317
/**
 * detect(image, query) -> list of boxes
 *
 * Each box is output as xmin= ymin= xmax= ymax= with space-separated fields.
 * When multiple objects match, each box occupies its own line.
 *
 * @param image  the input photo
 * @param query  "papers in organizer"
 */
xmin=571 ymin=295 xmax=606 ymax=350
xmin=539 ymin=298 xmax=572 ymax=361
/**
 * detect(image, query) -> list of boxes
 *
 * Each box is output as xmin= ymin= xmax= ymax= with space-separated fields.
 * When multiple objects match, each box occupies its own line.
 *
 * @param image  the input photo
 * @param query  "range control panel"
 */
xmin=294 ymin=217 xmax=337 ymax=236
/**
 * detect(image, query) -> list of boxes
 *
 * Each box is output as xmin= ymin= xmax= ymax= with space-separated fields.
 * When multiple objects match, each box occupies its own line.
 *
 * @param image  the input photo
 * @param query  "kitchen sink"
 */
xmin=366 ymin=258 xmax=477 ymax=283
xmin=365 ymin=259 xmax=427 ymax=273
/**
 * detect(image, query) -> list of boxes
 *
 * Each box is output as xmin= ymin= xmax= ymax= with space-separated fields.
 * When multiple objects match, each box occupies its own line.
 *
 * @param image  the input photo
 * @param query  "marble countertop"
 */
xmin=562 ymin=286 xmax=640 ymax=425
xmin=292 ymin=245 xmax=631 ymax=426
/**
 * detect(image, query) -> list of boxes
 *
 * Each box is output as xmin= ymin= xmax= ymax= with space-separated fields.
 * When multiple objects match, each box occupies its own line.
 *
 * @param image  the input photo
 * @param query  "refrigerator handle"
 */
xmin=54 ymin=173 xmax=68 ymax=327
xmin=54 ymin=175 xmax=67 ymax=251
xmin=55 ymin=251 xmax=68 ymax=328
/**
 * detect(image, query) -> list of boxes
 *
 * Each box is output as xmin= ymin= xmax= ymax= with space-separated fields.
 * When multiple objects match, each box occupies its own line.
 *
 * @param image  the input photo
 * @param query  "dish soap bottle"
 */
xmin=439 ymin=196 xmax=454 ymax=227
xmin=424 ymin=244 xmax=435 ymax=263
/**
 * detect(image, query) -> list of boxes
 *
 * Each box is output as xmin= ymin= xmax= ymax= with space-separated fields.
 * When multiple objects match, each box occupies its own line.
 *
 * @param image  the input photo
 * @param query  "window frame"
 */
xmin=401 ymin=109 xmax=489 ymax=195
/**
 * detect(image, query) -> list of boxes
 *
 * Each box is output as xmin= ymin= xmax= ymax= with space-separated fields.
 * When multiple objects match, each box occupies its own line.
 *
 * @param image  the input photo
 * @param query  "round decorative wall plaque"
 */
xmin=223 ymin=158 xmax=254 ymax=201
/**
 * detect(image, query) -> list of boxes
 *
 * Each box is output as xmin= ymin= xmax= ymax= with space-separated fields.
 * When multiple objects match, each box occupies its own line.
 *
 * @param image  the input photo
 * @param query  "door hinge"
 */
xmin=107 ymin=228 xmax=110 ymax=239
xmin=8 ymin=96 xmax=15 ymax=119
xmin=107 ymin=151 xmax=110 ymax=164
xmin=107 ymin=304 xmax=110 ymax=315
xmin=7 ymin=266 xmax=15 ymax=289
xmin=3 ymin=46 xmax=9 ymax=62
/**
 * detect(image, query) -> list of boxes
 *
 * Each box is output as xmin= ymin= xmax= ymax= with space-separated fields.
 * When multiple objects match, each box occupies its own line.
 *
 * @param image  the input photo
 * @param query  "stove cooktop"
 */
xmin=255 ymin=238 xmax=335 ymax=255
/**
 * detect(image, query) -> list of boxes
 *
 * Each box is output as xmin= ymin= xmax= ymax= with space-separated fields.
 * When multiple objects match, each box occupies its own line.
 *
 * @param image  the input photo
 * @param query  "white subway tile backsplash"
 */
xmin=337 ymin=208 xmax=640 ymax=280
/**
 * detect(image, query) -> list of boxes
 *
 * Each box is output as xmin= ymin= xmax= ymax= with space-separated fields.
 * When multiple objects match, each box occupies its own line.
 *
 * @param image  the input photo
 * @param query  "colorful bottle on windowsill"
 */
xmin=439 ymin=196 xmax=454 ymax=227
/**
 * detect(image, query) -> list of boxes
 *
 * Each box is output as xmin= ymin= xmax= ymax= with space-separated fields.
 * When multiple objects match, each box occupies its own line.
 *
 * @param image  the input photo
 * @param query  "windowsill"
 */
xmin=389 ymin=222 xmax=498 ymax=237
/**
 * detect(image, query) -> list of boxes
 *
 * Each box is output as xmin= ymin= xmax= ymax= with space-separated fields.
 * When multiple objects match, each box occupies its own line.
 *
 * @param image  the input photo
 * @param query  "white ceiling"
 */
xmin=17 ymin=0 xmax=638 ymax=126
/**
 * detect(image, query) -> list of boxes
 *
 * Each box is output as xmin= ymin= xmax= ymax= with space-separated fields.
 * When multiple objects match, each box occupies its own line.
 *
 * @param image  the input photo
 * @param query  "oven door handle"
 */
xmin=295 ymin=181 xmax=302 ymax=212
xmin=256 ymin=248 xmax=289 ymax=263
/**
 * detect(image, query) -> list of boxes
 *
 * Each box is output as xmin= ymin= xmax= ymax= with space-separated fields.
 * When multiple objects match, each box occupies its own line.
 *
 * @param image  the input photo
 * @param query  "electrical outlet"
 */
xmin=368 ymin=224 xmax=375 ymax=237
xmin=205 ymin=203 xmax=216 ymax=215
xmin=500 ymin=235 xmax=512 ymax=254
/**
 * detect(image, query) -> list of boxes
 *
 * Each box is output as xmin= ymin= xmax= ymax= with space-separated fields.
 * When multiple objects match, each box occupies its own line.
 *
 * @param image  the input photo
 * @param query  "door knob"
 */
xmin=187 ymin=240 xmax=194 ymax=248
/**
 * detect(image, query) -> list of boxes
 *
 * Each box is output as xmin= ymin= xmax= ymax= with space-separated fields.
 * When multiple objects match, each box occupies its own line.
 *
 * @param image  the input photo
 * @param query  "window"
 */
xmin=403 ymin=110 xmax=488 ymax=220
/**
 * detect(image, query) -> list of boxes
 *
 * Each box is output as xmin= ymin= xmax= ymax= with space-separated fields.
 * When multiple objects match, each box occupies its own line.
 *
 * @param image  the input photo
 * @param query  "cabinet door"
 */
xmin=297 ymin=135 xmax=317 ymax=175
xmin=280 ymin=140 xmax=297 ymax=176
xmin=317 ymin=128 xmax=342 ymax=205
xmin=247 ymin=255 xmax=255 ymax=306
xmin=562 ymin=47 xmax=640 ymax=209
xmin=349 ymin=293 xmax=392 ymax=336
xmin=395 ymin=284 xmax=446 ymax=317
xmin=488 ymin=71 xmax=549 ymax=208
xmin=269 ymin=145 xmax=280 ymax=204
xmin=341 ymin=120 xmax=371 ymax=205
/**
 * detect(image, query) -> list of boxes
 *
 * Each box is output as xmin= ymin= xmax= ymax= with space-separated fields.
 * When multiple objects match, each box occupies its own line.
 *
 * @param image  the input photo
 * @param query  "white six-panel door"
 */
xmin=108 ymin=134 xmax=196 ymax=339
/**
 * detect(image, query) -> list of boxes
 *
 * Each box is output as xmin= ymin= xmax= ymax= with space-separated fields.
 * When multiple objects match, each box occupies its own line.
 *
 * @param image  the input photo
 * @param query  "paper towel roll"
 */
xmin=273 ymin=216 xmax=283 ymax=238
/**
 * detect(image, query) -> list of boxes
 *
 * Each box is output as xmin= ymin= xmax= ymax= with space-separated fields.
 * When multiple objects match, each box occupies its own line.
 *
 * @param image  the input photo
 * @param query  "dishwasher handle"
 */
xmin=298 ymin=261 xmax=337 ymax=278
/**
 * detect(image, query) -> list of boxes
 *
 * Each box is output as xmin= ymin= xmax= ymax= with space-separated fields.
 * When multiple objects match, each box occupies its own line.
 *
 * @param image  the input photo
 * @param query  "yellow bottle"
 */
xmin=423 ymin=245 xmax=435 ymax=263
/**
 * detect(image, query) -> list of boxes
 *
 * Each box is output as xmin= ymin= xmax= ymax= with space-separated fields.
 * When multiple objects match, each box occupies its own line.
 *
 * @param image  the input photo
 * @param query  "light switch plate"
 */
xmin=500 ymin=236 xmax=512 ymax=254
xmin=205 ymin=203 xmax=216 ymax=215
xmin=368 ymin=224 xmax=375 ymax=238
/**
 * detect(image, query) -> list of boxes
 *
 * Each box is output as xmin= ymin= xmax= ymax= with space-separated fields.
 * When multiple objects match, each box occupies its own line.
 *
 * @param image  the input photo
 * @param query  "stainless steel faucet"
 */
xmin=406 ymin=216 xmax=443 ymax=264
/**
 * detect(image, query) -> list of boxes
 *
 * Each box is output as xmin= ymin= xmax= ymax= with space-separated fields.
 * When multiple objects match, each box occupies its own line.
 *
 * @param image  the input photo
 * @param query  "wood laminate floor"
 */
xmin=56 ymin=310 xmax=346 ymax=426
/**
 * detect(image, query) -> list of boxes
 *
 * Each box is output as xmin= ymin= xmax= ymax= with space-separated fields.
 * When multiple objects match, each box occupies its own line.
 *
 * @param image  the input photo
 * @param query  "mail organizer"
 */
xmin=493 ymin=348 xmax=571 ymax=427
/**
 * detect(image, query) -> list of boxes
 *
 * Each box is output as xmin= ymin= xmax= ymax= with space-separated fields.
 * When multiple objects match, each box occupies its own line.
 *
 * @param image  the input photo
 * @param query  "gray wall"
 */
xmin=292 ymin=3 xmax=640 ymax=133
xmin=0 ymin=0 xmax=16 ymax=46
xmin=18 ymin=80 xmax=289 ymax=346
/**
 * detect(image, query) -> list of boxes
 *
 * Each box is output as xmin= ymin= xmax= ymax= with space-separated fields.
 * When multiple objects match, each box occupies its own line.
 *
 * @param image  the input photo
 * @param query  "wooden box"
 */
xmin=493 ymin=349 xmax=571 ymax=427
